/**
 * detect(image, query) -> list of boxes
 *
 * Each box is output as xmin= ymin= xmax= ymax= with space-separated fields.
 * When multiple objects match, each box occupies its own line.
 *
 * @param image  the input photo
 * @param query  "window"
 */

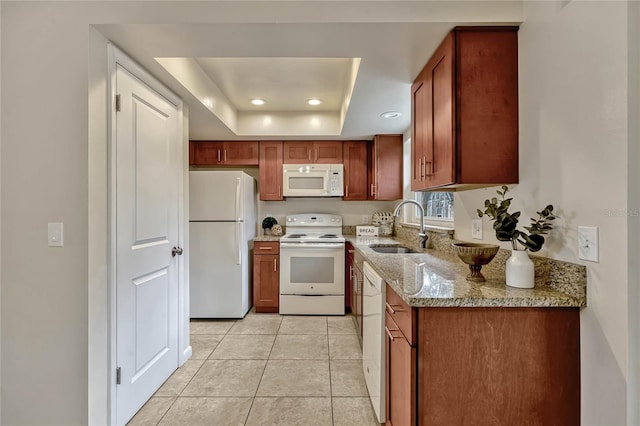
xmin=415 ymin=191 xmax=454 ymax=221
xmin=402 ymin=137 xmax=454 ymax=225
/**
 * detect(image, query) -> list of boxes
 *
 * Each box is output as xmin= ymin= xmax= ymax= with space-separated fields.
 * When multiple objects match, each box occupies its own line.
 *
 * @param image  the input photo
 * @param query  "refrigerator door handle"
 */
xmin=236 ymin=222 xmax=242 ymax=265
xmin=235 ymin=177 xmax=242 ymax=221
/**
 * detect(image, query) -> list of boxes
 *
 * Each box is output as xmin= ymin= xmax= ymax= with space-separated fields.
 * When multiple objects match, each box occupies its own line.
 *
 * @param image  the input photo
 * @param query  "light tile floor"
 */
xmin=128 ymin=311 xmax=380 ymax=426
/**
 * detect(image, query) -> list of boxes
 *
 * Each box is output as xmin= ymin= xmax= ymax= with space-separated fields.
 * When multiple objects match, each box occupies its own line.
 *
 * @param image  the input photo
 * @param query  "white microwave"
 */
xmin=282 ymin=164 xmax=344 ymax=197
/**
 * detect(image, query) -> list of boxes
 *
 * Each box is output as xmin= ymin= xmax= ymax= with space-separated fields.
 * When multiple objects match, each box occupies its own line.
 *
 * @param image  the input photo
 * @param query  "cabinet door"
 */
xmin=259 ymin=142 xmax=283 ymax=201
xmin=343 ymin=141 xmax=368 ymax=201
xmin=411 ymin=81 xmax=428 ymax=191
xmin=222 ymin=141 xmax=259 ymax=165
xmin=192 ymin=141 xmax=224 ymax=165
xmin=346 ymin=244 xmax=355 ymax=312
xmin=283 ymin=141 xmax=312 ymax=164
xmin=386 ymin=313 xmax=416 ymax=426
xmin=428 ymin=33 xmax=455 ymax=188
xmin=314 ymin=141 xmax=343 ymax=164
xmin=253 ymin=254 xmax=279 ymax=313
xmin=371 ymin=135 xmax=403 ymax=201
xmin=354 ymin=259 xmax=363 ymax=337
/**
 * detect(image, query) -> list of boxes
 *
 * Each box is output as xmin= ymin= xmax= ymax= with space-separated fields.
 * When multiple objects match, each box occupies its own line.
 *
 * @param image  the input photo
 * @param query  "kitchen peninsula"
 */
xmin=348 ymin=234 xmax=584 ymax=426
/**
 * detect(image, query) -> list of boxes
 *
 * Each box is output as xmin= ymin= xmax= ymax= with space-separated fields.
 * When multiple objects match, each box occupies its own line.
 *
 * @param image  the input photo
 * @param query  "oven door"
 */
xmin=280 ymin=242 xmax=345 ymax=295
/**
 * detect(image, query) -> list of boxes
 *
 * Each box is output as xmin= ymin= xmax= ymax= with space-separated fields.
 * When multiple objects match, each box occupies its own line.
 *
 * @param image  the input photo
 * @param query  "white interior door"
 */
xmin=115 ymin=64 xmax=180 ymax=425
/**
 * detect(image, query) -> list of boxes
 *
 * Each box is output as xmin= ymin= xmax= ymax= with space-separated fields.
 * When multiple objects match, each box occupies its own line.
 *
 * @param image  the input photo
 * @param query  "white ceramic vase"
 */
xmin=506 ymin=250 xmax=535 ymax=289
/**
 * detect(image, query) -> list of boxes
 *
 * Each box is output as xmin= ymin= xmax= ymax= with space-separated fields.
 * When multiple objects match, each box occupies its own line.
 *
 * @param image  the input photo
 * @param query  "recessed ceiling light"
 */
xmin=380 ymin=111 xmax=402 ymax=119
xmin=250 ymin=98 xmax=266 ymax=106
xmin=306 ymin=98 xmax=323 ymax=106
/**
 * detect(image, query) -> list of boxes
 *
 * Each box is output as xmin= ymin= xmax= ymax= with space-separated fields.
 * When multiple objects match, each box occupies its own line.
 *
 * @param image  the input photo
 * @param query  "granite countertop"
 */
xmin=346 ymin=236 xmax=585 ymax=308
xmin=254 ymin=235 xmax=282 ymax=242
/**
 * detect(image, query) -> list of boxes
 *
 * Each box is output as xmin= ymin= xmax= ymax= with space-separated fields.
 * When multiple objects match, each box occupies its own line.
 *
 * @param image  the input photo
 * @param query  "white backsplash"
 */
xmin=261 ymin=198 xmax=398 ymax=227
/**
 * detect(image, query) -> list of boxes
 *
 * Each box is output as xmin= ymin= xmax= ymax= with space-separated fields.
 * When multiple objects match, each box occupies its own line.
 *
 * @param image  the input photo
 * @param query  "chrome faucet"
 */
xmin=393 ymin=200 xmax=428 ymax=249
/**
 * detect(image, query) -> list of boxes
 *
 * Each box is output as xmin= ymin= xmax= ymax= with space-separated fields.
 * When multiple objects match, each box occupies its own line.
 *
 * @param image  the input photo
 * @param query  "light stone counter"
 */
xmin=346 ymin=236 xmax=586 ymax=308
xmin=253 ymin=235 xmax=282 ymax=242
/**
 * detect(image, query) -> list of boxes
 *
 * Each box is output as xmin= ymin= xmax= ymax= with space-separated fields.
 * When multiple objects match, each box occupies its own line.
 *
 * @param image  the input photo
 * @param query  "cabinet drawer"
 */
xmin=254 ymin=241 xmax=279 ymax=254
xmin=386 ymin=284 xmax=416 ymax=345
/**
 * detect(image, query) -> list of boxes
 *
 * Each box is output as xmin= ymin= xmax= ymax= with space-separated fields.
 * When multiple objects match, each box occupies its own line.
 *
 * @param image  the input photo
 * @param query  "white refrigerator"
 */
xmin=189 ymin=171 xmax=256 ymax=318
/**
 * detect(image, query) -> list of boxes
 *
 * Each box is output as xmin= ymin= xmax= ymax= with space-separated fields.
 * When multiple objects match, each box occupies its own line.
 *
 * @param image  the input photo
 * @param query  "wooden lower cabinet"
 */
xmin=385 ymin=285 xmax=580 ymax=425
xmin=253 ymin=242 xmax=279 ymax=313
xmin=347 ymin=243 xmax=364 ymax=342
xmin=385 ymin=312 xmax=416 ymax=426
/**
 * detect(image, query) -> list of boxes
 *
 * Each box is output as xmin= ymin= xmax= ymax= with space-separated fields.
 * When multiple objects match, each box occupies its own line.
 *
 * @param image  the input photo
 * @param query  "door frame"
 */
xmin=106 ymin=44 xmax=190 ymax=425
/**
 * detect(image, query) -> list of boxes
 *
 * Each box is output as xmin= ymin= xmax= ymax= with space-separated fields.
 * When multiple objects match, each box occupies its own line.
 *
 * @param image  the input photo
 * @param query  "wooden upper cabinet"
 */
xmin=191 ymin=141 xmax=224 ymax=165
xmin=190 ymin=141 xmax=259 ymax=166
xmin=283 ymin=141 xmax=343 ymax=164
xmin=343 ymin=141 xmax=368 ymax=201
xmin=223 ymin=141 xmax=259 ymax=165
xmin=314 ymin=141 xmax=343 ymax=163
xmin=412 ymin=27 xmax=519 ymax=191
xmin=259 ymin=141 xmax=283 ymax=201
xmin=370 ymin=134 xmax=403 ymax=201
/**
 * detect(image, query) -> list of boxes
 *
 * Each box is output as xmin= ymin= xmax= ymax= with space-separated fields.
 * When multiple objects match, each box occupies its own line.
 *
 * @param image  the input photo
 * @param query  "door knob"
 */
xmin=172 ymin=246 xmax=184 ymax=257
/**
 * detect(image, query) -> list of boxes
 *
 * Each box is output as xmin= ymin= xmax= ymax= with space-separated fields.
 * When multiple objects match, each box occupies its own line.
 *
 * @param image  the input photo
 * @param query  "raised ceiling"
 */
xmin=95 ymin=1 xmax=523 ymax=140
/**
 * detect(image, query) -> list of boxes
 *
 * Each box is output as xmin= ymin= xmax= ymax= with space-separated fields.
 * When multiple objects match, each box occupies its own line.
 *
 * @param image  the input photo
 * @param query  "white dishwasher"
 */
xmin=362 ymin=262 xmax=386 ymax=423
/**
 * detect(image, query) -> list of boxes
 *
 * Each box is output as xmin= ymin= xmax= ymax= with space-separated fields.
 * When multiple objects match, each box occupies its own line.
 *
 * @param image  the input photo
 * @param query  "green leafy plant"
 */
xmin=477 ymin=186 xmax=557 ymax=252
xmin=261 ymin=216 xmax=277 ymax=230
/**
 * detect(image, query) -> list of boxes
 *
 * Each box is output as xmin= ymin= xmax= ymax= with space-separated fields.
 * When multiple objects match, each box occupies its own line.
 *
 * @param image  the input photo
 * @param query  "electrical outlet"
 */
xmin=361 ymin=215 xmax=369 ymax=224
xmin=578 ymin=226 xmax=599 ymax=262
xmin=471 ymin=218 xmax=483 ymax=240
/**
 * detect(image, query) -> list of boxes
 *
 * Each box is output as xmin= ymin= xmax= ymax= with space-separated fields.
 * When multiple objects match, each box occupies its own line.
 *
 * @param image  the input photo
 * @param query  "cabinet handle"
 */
xmin=419 ymin=158 xmax=424 ymax=180
xmin=345 ymin=184 xmax=349 ymax=197
xmin=224 ymin=149 xmax=227 ymax=162
xmin=217 ymin=149 xmax=221 ymax=162
xmin=348 ymin=249 xmax=355 ymax=254
xmin=385 ymin=326 xmax=402 ymax=341
xmin=425 ymin=158 xmax=433 ymax=176
xmin=308 ymin=149 xmax=312 ymax=161
xmin=274 ymin=258 xmax=277 ymax=272
xmin=315 ymin=148 xmax=318 ymax=161
xmin=259 ymin=246 xmax=273 ymax=250
xmin=385 ymin=302 xmax=404 ymax=314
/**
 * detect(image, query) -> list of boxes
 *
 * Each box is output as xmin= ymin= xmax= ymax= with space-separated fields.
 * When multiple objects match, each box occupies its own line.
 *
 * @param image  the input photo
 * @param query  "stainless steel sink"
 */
xmin=369 ymin=244 xmax=420 ymax=254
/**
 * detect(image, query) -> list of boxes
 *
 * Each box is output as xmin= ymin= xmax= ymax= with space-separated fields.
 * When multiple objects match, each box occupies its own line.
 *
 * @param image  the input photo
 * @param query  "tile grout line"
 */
xmin=154 ymin=321 xmax=234 ymax=425
xmin=241 ymin=315 xmax=282 ymax=425
xmin=327 ymin=317 xmax=336 ymax=426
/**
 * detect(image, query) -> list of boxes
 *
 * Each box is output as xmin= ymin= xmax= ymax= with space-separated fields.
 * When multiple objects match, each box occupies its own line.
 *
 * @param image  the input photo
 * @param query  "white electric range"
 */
xmin=279 ymin=213 xmax=345 ymax=315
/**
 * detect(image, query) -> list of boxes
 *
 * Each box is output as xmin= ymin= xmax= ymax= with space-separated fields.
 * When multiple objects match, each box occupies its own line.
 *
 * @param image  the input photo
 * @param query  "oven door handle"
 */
xmin=280 ymin=242 xmax=345 ymax=249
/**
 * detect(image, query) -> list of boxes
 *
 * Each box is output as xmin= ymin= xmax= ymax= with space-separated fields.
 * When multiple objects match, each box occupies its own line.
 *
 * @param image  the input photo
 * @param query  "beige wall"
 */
xmin=627 ymin=2 xmax=640 ymax=423
xmin=454 ymin=2 xmax=630 ymax=424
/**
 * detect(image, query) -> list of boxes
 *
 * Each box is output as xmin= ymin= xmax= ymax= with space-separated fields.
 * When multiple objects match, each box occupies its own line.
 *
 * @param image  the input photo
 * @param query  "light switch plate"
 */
xmin=578 ymin=226 xmax=598 ymax=262
xmin=471 ymin=219 xmax=483 ymax=240
xmin=48 ymin=222 xmax=64 ymax=247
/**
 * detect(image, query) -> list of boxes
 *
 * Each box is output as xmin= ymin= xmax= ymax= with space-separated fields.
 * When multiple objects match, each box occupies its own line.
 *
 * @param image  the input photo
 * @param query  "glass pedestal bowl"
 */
xmin=451 ymin=243 xmax=500 ymax=282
